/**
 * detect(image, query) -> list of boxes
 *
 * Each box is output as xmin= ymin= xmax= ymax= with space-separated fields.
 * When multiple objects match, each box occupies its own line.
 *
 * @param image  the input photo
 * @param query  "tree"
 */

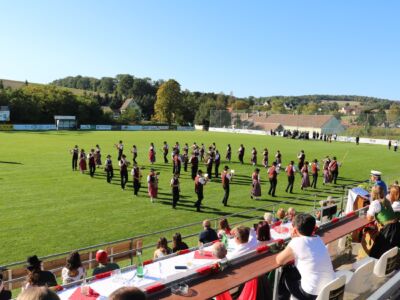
xmin=98 ymin=77 xmax=115 ymax=94
xmin=0 ymin=80 xmax=3 ymax=89
xmin=231 ymin=100 xmax=250 ymax=110
xmin=271 ymin=100 xmax=286 ymax=113
xmin=118 ymin=107 xmax=141 ymax=124
xmin=387 ymin=104 xmax=400 ymax=124
xmin=154 ymin=79 xmax=183 ymax=125
xmin=116 ymin=74 xmax=134 ymax=97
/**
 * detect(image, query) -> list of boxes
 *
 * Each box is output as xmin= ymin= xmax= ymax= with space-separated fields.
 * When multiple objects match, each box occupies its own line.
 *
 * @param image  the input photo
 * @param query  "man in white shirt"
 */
xmin=227 ymin=226 xmax=257 ymax=259
xmin=276 ymin=214 xmax=335 ymax=300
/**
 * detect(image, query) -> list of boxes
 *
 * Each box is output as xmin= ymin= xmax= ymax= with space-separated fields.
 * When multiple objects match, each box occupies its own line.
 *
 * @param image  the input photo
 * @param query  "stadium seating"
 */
xmin=335 ymin=259 xmax=375 ymax=295
xmin=352 ymin=246 xmax=398 ymax=278
xmin=315 ymin=275 xmax=346 ymax=300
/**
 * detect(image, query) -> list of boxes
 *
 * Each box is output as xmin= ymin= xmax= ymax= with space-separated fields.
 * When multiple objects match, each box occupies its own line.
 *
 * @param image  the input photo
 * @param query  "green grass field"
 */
xmin=0 ymin=131 xmax=398 ymax=265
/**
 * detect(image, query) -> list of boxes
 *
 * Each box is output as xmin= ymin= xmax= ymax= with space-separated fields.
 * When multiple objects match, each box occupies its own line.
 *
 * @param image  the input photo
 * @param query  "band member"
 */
xmin=251 ymin=168 xmax=261 ymax=199
xmin=226 ymin=144 xmax=232 ymax=162
xmin=328 ymin=156 xmax=339 ymax=184
xmin=212 ymin=142 xmax=216 ymax=151
xmin=323 ymin=156 xmax=331 ymax=184
xmin=189 ymin=152 xmax=199 ymax=180
xmin=268 ymin=162 xmax=278 ymax=197
xmin=214 ymin=150 xmax=221 ymax=178
xmin=163 ymin=141 xmax=169 ymax=163
xmin=192 ymin=142 xmax=199 ymax=156
xmin=149 ymin=143 xmax=156 ymax=164
xmin=356 ymin=136 xmax=360 ymax=145
xmin=366 ymin=185 xmax=400 ymax=259
xmin=221 ymin=166 xmax=232 ymax=206
xmin=200 ymin=144 xmax=205 ymax=161
xmin=79 ymin=149 xmax=87 ymax=173
xmin=175 ymin=141 xmax=180 ymax=152
xmin=119 ymin=154 xmax=129 ymax=190
xmin=131 ymin=163 xmax=141 ymax=196
xmin=206 ymin=154 xmax=213 ymax=180
xmin=238 ymin=144 xmax=245 ymax=164
xmin=251 ymin=147 xmax=257 ymax=166
xmin=311 ymin=159 xmax=319 ymax=189
xmin=300 ymin=161 xmax=310 ymax=190
xmin=285 ymin=161 xmax=296 ymax=193
xmin=182 ymin=151 xmax=189 ymax=172
xmin=147 ymin=168 xmax=158 ymax=203
xmin=194 ymin=170 xmax=208 ymax=212
xmin=297 ymin=150 xmax=305 ymax=171
xmin=183 ymin=143 xmax=189 ymax=154
xmin=171 ymin=172 xmax=180 ymax=209
xmin=173 ymin=153 xmax=181 ymax=174
xmin=104 ymin=155 xmax=113 ymax=183
xmin=131 ymin=145 xmax=138 ymax=164
xmin=394 ymin=141 xmax=398 ymax=152
xmin=388 ymin=140 xmax=392 ymax=150
xmin=88 ymin=149 xmax=96 ymax=177
xmin=71 ymin=145 xmax=79 ymax=171
xmin=275 ymin=150 xmax=282 ymax=169
xmin=262 ymin=148 xmax=269 ymax=168
xmin=116 ymin=140 xmax=123 ymax=161
xmin=95 ymin=144 xmax=102 ymax=167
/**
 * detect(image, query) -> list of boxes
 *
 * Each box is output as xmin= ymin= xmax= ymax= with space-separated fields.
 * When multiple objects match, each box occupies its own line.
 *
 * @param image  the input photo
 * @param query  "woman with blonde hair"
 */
xmin=17 ymin=287 xmax=59 ymax=300
xmin=366 ymin=185 xmax=400 ymax=258
xmin=153 ymin=237 xmax=172 ymax=259
xmin=386 ymin=185 xmax=400 ymax=218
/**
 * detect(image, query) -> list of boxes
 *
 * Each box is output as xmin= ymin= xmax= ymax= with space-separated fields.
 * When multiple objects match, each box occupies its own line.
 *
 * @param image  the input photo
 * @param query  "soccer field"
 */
xmin=0 ymin=131 xmax=397 ymax=265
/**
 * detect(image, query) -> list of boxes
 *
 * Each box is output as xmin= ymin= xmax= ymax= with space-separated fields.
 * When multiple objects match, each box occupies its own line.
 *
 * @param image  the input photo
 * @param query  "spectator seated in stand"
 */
xmin=263 ymin=212 xmax=275 ymax=225
xmin=199 ymin=219 xmax=218 ymax=246
xmin=276 ymin=208 xmax=286 ymax=223
xmin=172 ymin=233 xmax=189 ymax=253
xmin=61 ymin=251 xmax=85 ymax=285
xmin=24 ymin=255 xmax=57 ymax=289
xmin=92 ymin=250 xmax=120 ymax=276
xmin=386 ymin=185 xmax=400 ymax=218
xmin=212 ymin=242 xmax=228 ymax=259
xmin=108 ymin=287 xmax=146 ymax=300
xmin=227 ymin=226 xmax=256 ymax=259
xmin=256 ymin=221 xmax=271 ymax=244
xmin=0 ymin=273 xmax=11 ymax=300
xmin=17 ymin=287 xmax=60 ymax=300
xmin=153 ymin=237 xmax=172 ymax=259
xmin=217 ymin=218 xmax=232 ymax=239
xmin=276 ymin=213 xmax=335 ymax=300
xmin=286 ymin=207 xmax=296 ymax=223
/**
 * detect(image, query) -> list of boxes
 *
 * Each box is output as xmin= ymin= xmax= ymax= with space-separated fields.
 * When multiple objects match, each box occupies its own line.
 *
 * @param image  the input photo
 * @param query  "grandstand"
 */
xmin=2 ymin=181 xmax=400 ymax=299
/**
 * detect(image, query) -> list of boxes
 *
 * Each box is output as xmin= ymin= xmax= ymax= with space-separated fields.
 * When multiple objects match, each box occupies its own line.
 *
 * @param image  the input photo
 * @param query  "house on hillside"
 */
xmin=101 ymin=106 xmax=120 ymax=119
xmin=120 ymin=98 xmax=141 ymax=114
xmin=264 ymin=114 xmax=345 ymax=134
xmin=338 ymin=106 xmax=361 ymax=115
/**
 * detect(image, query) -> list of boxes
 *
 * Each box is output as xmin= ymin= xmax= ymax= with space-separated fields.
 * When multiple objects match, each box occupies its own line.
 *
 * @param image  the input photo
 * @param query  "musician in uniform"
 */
xmin=170 ymin=172 xmax=180 ymax=209
xmin=104 ymin=155 xmax=113 ymax=183
xmin=221 ymin=166 xmax=232 ymax=206
xmin=206 ymin=155 xmax=213 ymax=180
xmin=200 ymin=144 xmax=205 ymax=161
xmin=147 ymin=168 xmax=158 ymax=203
xmin=238 ymin=144 xmax=245 ymax=164
xmin=285 ymin=161 xmax=296 ymax=193
xmin=149 ymin=143 xmax=156 ymax=164
xmin=214 ymin=150 xmax=221 ymax=178
xmin=163 ymin=141 xmax=169 ymax=163
xmin=88 ymin=149 xmax=96 ymax=177
xmin=371 ymin=170 xmax=388 ymax=196
xmin=251 ymin=147 xmax=257 ymax=166
xmin=366 ymin=185 xmax=400 ymax=258
xmin=182 ymin=150 xmax=189 ymax=172
xmin=300 ymin=161 xmax=310 ymax=190
xmin=71 ymin=145 xmax=79 ymax=171
xmin=297 ymin=150 xmax=305 ymax=172
xmin=251 ymin=168 xmax=261 ymax=199
xmin=311 ymin=159 xmax=319 ymax=189
xmin=322 ymin=156 xmax=331 ymax=184
xmin=95 ymin=144 xmax=102 ymax=167
xmin=328 ymin=156 xmax=339 ymax=184
xmin=131 ymin=163 xmax=141 ymax=196
xmin=268 ymin=162 xmax=278 ymax=197
xmin=119 ymin=154 xmax=129 ymax=190
xmin=189 ymin=152 xmax=199 ymax=180
xmin=173 ymin=153 xmax=181 ymax=174
xmin=79 ymin=149 xmax=87 ymax=174
xmin=116 ymin=140 xmax=123 ymax=161
xmin=226 ymin=144 xmax=232 ymax=162
xmin=131 ymin=145 xmax=138 ymax=164
xmin=194 ymin=170 xmax=208 ymax=212
xmin=262 ymin=148 xmax=269 ymax=168
xmin=275 ymin=150 xmax=282 ymax=169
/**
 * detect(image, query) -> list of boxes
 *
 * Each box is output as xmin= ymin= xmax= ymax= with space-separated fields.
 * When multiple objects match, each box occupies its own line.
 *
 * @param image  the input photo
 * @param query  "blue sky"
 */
xmin=1 ymin=1 xmax=399 ymax=99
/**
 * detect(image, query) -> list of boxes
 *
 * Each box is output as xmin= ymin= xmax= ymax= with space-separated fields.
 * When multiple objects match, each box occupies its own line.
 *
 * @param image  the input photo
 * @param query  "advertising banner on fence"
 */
xmin=177 ymin=126 xmax=195 ymax=131
xmin=80 ymin=125 xmax=95 ymax=130
xmin=0 ymin=124 xmax=13 ymax=131
xmin=95 ymin=125 xmax=112 ymax=130
xmin=0 ymin=110 xmax=10 ymax=121
xmin=13 ymin=124 xmax=56 ymax=131
xmin=141 ymin=125 xmax=170 ymax=131
xmin=121 ymin=125 xmax=143 ymax=131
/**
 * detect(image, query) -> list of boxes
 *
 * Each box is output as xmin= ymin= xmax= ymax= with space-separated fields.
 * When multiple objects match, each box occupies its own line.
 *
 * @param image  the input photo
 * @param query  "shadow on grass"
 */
xmin=0 ymin=161 xmax=23 ymax=165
